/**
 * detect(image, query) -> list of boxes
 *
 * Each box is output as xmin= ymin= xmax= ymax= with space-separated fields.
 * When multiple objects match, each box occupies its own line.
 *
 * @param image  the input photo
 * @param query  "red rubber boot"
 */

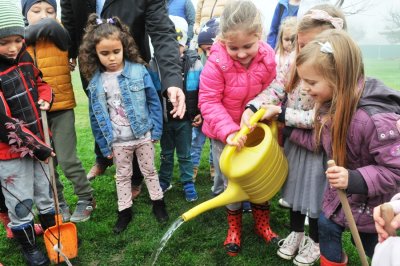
xmin=320 ymin=253 xmax=348 ymax=266
xmin=251 ymin=203 xmax=280 ymax=244
xmin=0 ymin=212 xmax=13 ymax=238
xmin=223 ymin=208 xmax=242 ymax=256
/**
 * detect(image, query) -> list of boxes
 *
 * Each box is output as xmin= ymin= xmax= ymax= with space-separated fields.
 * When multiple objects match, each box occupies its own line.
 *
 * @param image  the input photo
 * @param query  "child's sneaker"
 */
xmin=242 ymin=201 xmax=252 ymax=213
xmin=183 ymin=182 xmax=198 ymax=202
xmin=277 ymin=231 xmax=304 ymax=260
xmin=70 ymin=199 xmax=96 ymax=223
xmin=160 ymin=181 xmax=172 ymax=193
xmin=293 ymin=236 xmax=320 ymax=266
xmin=278 ymin=198 xmax=291 ymax=208
xmin=58 ymin=201 xmax=71 ymax=222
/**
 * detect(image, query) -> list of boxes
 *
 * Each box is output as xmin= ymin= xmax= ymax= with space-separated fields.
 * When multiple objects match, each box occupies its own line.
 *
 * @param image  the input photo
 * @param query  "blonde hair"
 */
xmin=218 ymin=0 xmax=262 ymax=40
xmin=296 ymin=29 xmax=364 ymax=166
xmin=275 ymin=16 xmax=297 ymax=58
xmin=287 ymin=4 xmax=347 ymax=93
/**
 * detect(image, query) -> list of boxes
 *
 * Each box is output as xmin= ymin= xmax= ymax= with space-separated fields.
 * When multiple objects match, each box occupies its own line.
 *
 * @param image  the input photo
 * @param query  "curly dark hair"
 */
xmin=79 ymin=13 xmax=146 ymax=80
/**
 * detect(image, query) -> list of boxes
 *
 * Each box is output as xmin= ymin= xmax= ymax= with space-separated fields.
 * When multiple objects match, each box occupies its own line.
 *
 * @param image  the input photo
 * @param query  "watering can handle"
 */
xmin=222 ymin=108 xmax=279 ymax=162
xmin=232 ymin=108 xmax=266 ymax=142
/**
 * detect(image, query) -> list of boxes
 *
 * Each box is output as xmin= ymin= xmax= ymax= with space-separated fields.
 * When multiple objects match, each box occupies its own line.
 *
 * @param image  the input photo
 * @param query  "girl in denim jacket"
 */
xmin=79 ymin=14 xmax=168 ymax=234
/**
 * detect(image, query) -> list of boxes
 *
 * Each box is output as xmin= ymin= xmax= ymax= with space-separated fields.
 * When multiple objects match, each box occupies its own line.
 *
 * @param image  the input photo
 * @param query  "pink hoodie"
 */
xmin=198 ymin=41 xmax=276 ymax=143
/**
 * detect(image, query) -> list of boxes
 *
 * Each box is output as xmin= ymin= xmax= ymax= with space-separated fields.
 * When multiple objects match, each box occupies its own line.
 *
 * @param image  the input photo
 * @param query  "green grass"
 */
xmin=1 ymin=59 xmax=399 ymax=265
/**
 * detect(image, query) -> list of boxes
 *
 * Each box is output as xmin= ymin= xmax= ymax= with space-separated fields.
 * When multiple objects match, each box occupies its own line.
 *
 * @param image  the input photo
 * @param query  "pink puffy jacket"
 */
xmin=198 ymin=41 xmax=276 ymax=143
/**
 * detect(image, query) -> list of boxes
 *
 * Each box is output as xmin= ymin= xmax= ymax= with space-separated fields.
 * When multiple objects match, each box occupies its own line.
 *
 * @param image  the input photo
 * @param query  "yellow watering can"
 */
xmin=181 ymin=109 xmax=288 ymax=222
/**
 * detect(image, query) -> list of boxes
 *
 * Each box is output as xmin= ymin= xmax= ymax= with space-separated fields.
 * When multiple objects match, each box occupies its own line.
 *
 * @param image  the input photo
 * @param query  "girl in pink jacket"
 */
xmin=198 ymin=0 xmax=281 ymax=256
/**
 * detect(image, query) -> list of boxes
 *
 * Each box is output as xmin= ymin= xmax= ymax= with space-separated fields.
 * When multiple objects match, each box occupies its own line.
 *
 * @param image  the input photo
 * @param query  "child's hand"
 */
xmin=373 ymin=205 xmax=400 ymax=242
xmin=226 ymin=131 xmax=247 ymax=151
xmin=325 ymin=165 xmax=349 ymax=189
xmin=38 ymin=100 xmax=50 ymax=110
xmin=107 ymin=154 xmax=113 ymax=159
xmin=240 ymin=108 xmax=255 ymax=129
xmin=260 ymin=105 xmax=282 ymax=121
xmin=192 ymin=114 xmax=202 ymax=127
xmin=43 ymin=152 xmax=56 ymax=164
xmin=69 ymin=58 xmax=77 ymax=71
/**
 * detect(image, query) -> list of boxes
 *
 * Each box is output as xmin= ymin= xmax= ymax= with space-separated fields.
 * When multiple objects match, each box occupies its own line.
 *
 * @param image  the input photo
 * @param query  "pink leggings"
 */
xmin=113 ymin=141 xmax=163 ymax=211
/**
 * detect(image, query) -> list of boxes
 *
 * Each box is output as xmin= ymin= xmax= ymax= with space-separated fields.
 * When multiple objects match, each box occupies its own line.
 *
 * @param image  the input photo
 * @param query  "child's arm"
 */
xmin=143 ymin=70 xmax=163 ymax=141
xmin=198 ymin=61 xmax=239 ymax=143
xmin=25 ymin=18 xmax=71 ymax=51
xmin=32 ymin=65 xmax=53 ymax=108
xmin=88 ymin=99 xmax=112 ymax=158
xmin=0 ymin=94 xmax=53 ymax=161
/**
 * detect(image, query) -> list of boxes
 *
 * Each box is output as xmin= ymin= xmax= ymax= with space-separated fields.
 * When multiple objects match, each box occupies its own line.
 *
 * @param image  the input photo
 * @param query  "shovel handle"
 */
xmin=327 ymin=160 xmax=369 ymax=266
xmin=380 ymin=203 xmax=396 ymax=237
xmin=41 ymin=110 xmax=60 ymax=214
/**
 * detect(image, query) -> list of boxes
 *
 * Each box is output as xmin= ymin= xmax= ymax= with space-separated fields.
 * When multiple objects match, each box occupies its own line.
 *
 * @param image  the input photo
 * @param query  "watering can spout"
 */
xmin=181 ymin=182 xmax=248 ymax=222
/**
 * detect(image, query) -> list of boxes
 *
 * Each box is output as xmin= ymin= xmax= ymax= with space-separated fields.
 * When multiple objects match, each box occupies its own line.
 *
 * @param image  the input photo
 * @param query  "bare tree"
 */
xmin=380 ymin=9 xmax=400 ymax=44
xmin=335 ymin=0 xmax=376 ymax=15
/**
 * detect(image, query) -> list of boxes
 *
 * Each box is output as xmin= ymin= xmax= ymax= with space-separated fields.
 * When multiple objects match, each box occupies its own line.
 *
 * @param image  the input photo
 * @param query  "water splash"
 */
xmin=149 ymin=217 xmax=184 ymax=266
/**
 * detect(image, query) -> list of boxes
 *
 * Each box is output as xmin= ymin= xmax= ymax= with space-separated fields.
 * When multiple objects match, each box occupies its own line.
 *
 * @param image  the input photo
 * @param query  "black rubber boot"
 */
xmin=152 ymin=199 xmax=169 ymax=223
xmin=113 ymin=207 xmax=132 ymax=234
xmin=38 ymin=212 xmax=56 ymax=231
xmin=12 ymin=222 xmax=50 ymax=266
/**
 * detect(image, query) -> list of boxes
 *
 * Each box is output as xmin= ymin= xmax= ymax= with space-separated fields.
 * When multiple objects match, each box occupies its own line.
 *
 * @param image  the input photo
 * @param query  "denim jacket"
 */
xmin=87 ymin=60 xmax=162 ymax=157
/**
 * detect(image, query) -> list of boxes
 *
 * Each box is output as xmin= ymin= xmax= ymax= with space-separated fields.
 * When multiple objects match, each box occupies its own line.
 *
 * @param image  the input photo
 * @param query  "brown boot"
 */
xmin=223 ymin=208 xmax=242 ymax=256
xmin=192 ymin=167 xmax=198 ymax=182
xmin=131 ymin=184 xmax=142 ymax=200
xmin=87 ymin=163 xmax=108 ymax=181
xmin=0 ymin=212 xmax=13 ymax=238
xmin=209 ymin=165 xmax=215 ymax=180
xmin=251 ymin=203 xmax=279 ymax=244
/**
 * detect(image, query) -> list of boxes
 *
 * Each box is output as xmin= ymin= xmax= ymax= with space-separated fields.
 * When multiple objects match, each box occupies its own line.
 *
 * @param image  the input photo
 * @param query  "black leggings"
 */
xmin=290 ymin=209 xmax=319 ymax=243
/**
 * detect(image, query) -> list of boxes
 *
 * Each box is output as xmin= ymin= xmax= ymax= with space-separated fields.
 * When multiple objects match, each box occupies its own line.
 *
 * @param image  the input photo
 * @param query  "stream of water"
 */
xmin=149 ymin=217 xmax=184 ymax=266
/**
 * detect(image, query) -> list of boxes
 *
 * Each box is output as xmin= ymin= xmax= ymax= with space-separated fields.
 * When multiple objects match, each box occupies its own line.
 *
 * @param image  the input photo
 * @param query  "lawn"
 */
xmin=0 ymin=58 xmax=399 ymax=265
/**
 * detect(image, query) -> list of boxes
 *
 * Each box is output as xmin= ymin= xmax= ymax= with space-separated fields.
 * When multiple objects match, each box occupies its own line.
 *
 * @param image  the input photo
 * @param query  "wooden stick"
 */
xmin=380 ymin=203 xmax=396 ymax=237
xmin=41 ymin=111 xmax=60 ymax=217
xmin=327 ymin=160 xmax=369 ymax=266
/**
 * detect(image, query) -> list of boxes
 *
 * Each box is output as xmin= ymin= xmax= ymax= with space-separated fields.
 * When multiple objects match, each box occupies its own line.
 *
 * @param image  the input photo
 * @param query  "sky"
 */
xmin=192 ymin=0 xmax=400 ymax=45
xmin=19 ymin=0 xmax=400 ymax=45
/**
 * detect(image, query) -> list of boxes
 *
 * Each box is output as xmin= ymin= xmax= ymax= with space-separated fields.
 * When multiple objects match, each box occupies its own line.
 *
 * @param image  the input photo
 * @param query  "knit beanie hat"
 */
xmin=21 ymin=0 xmax=57 ymax=18
xmin=198 ymin=18 xmax=220 ymax=46
xmin=169 ymin=15 xmax=188 ymax=47
xmin=0 ymin=0 xmax=25 ymax=39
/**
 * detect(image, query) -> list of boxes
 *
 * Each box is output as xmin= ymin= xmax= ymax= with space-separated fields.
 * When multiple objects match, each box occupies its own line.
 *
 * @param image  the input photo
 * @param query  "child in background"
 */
xmin=274 ymin=16 xmax=297 ymax=86
xmin=286 ymin=29 xmax=400 ymax=265
xmin=198 ymin=0 xmax=281 ymax=256
xmin=242 ymin=5 xmax=347 ymax=266
xmin=372 ymin=193 xmax=400 ymax=266
xmin=79 ymin=14 xmax=168 ymax=233
xmin=150 ymin=15 xmax=202 ymax=202
xmin=0 ymin=1 xmax=56 ymax=264
xmin=267 ymin=0 xmax=301 ymax=49
xmin=21 ymin=0 xmax=96 ymax=223
xmin=190 ymin=17 xmax=218 ymax=186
